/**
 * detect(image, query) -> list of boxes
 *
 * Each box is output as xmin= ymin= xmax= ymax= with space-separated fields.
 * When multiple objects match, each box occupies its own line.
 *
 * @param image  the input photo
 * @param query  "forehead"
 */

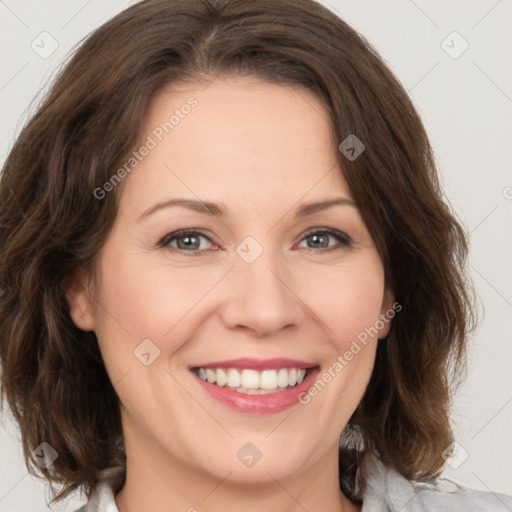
xmin=120 ymin=77 xmax=351 ymax=213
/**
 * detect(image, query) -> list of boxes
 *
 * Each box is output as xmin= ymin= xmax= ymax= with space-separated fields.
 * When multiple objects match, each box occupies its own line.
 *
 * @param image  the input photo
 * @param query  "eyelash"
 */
xmin=158 ymin=227 xmax=351 ymax=256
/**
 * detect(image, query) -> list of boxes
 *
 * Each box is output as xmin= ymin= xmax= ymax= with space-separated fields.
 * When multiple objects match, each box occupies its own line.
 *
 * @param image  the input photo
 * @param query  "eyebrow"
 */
xmin=136 ymin=196 xmax=356 ymax=221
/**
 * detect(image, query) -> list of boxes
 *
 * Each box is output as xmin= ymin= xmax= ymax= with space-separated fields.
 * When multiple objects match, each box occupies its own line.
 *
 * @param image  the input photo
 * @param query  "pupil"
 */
xmin=178 ymin=235 xmax=198 ymax=250
xmin=310 ymin=234 xmax=327 ymax=248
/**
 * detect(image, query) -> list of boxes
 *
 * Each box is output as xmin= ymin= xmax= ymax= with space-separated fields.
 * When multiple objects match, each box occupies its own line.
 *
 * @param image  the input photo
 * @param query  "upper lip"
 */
xmin=189 ymin=357 xmax=318 ymax=371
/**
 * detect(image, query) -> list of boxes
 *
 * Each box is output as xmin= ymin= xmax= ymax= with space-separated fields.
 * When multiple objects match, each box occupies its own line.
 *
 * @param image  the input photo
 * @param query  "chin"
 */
xmin=195 ymin=438 xmax=315 ymax=485
xmin=210 ymin=458 xmax=307 ymax=486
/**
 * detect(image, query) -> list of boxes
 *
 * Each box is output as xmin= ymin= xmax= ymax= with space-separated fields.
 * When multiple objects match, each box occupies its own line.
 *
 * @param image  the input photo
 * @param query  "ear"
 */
xmin=63 ymin=268 xmax=96 ymax=331
xmin=377 ymin=288 xmax=396 ymax=339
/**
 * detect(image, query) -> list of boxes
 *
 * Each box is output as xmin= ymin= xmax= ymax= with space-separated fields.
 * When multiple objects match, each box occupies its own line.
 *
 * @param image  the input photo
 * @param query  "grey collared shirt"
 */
xmin=360 ymin=453 xmax=512 ymax=511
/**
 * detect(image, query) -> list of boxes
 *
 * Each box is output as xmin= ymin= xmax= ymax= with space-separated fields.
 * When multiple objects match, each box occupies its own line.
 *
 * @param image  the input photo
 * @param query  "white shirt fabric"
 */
xmin=75 ymin=453 xmax=512 ymax=511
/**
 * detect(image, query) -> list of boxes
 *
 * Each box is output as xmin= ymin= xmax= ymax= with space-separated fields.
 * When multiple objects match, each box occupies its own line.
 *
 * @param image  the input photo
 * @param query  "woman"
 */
xmin=0 ymin=0 xmax=510 ymax=510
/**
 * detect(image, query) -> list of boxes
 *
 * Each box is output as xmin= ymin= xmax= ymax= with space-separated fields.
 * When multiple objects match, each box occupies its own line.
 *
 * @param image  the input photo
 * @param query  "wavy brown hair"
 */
xmin=0 ymin=0 xmax=475 ymax=505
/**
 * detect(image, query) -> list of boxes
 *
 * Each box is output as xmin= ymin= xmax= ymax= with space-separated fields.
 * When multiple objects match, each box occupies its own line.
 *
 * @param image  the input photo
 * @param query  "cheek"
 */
xmin=95 ymin=249 xmax=219 ymax=342
xmin=303 ymin=260 xmax=386 ymax=349
xmin=299 ymin=259 xmax=385 ymax=406
xmin=290 ymin=264 xmax=383 ymax=445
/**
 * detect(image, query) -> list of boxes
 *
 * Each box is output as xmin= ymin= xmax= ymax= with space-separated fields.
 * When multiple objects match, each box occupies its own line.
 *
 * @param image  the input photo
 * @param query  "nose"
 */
xmin=220 ymin=246 xmax=305 ymax=337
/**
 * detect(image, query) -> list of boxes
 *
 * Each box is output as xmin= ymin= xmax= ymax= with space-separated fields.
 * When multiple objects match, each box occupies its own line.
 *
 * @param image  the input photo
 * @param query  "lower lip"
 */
xmin=192 ymin=368 xmax=320 ymax=414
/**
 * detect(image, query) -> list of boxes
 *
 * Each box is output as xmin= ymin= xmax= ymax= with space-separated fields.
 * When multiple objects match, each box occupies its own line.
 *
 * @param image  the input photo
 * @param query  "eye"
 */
xmin=297 ymin=228 xmax=351 ymax=252
xmin=159 ymin=229 xmax=217 ymax=255
xmin=158 ymin=227 xmax=351 ymax=256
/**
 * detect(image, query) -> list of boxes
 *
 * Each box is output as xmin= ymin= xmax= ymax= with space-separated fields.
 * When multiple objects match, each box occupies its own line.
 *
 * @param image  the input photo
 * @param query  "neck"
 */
xmin=114 ymin=422 xmax=360 ymax=512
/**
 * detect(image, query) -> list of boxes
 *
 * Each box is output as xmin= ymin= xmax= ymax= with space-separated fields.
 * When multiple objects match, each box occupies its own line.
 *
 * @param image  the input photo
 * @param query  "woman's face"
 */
xmin=70 ymin=77 xmax=393 ymax=487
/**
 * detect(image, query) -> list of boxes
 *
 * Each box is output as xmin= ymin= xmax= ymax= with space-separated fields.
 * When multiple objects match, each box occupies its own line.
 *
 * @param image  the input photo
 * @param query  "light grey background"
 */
xmin=1 ymin=1 xmax=511 ymax=510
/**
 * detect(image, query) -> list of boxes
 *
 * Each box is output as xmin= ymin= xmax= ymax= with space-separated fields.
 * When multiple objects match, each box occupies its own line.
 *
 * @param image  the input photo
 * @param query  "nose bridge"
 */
xmin=222 ymin=235 xmax=302 ymax=336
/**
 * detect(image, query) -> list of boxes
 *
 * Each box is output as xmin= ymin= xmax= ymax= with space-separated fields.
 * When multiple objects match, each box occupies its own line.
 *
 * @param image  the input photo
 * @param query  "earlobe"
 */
xmin=63 ymin=269 xmax=96 ymax=331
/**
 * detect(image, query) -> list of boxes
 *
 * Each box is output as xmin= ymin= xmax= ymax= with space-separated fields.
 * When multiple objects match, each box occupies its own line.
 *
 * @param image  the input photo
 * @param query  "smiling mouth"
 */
xmin=191 ymin=366 xmax=317 ymax=395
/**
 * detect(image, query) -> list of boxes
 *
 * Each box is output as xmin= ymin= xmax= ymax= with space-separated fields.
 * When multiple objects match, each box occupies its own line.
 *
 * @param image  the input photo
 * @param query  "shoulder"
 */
xmin=72 ymin=480 xmax=118 ymax=511
xmin=407 ymin=478 xmax=512 ymax=511
xmin=361 ymin=453 xmax=512 ymax=511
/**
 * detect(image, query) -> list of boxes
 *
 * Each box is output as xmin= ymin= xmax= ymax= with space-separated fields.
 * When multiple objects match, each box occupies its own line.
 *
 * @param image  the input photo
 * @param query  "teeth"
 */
xmin=277 ymin=368 xmax=289 ymax=388
xmin=288 ymin=368 xmax=297 ymax=386
xmin=205 ymin=368 xmax=216 ymax=383
xmin=241 ymin=369 xmax=260 ymax=389
xmin=226 ymin=368 xmax=240 ymax=388
xmin=260 ymin=370 xmax=277 ymax=389
xmin=216 ymin=368 xmax=227 ymax=387
xmin=235 ymin=386 xmax=289 ymax=394
xmin=194 ymin=366 xmax=310 ymax=392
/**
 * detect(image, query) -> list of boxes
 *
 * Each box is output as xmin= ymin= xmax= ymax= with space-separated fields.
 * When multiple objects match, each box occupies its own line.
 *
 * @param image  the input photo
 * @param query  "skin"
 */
xmin=67 ymin=77 xmax=393 ymax=512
